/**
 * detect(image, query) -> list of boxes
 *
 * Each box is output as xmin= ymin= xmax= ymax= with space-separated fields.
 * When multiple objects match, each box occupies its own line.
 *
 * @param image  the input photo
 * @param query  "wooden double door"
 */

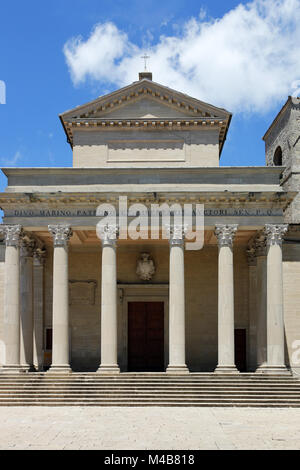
xmin=128 ymin=302 xmax=165 ymax=372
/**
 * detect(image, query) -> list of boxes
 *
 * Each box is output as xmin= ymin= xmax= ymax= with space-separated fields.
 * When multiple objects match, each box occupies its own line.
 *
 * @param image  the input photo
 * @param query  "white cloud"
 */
xmin=1 ymin=151 xmax=22 ymax=166
xmin=63 ymin=0 xmax=300 ymax=113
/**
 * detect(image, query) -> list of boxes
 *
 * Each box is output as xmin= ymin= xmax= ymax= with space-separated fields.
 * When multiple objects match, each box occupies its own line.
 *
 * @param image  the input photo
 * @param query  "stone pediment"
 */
xmin=91 ymin=97 xmax=194 ymax=119
xmin=60 ymin=78 xmax=232 ymax=153
xmin=61 ymin=79 xmax=230 ymax=121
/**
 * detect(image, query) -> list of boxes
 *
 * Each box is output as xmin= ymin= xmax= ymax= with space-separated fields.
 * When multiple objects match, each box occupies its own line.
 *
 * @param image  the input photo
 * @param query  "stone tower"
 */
xmin=263 ymin=96 xmax=300 ymax=223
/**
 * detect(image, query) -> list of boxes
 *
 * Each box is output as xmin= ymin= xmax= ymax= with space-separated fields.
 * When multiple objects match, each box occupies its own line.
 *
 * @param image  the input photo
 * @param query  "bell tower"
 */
xmin=263 ymin=96 xmax=300 ymax=223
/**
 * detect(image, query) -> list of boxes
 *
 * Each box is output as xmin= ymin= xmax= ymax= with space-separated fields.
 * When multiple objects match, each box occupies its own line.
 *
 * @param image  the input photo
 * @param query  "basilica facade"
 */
xmin=0 ymin=72 xmax=299 ymax=377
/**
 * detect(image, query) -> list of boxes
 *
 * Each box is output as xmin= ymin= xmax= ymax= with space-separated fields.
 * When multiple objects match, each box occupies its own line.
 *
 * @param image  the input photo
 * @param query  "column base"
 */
xmin=214 ymin=365 xmax=239 ymax=374
xmin=0 ymin=365 xmax=24 ymax=374
xmin=97 ymin=365 xmax=120 ymax=374
xmin=47 ymin=365 xmax=72 ymax=374
xmin=20 ymin=364 xmax=36 ymax=373
xmin=255 ymin=365 xmax=291 ymax=375
xmin=166 ymin=365 xmax=189 ymax=375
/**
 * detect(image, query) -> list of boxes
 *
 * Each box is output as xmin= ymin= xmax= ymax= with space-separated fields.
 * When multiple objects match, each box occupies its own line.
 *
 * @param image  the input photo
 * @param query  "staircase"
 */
xmin=0 ymin=373 xmax=299 ymax=407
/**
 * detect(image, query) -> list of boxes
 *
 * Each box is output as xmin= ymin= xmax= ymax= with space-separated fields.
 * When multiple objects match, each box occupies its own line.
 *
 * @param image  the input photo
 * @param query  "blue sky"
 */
xmin=0 ymin=0 xmax=299 ymax=192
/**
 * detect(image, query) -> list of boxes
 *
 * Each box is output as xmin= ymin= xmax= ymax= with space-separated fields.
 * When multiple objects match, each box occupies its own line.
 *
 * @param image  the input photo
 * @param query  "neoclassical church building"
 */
xmin=0 ymin=72 xmax=300 ymax=380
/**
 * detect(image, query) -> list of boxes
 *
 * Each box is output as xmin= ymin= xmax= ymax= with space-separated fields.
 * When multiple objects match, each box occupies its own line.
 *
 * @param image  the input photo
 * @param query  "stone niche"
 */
xmin=69 ymin=280 xmax=97 ymax=305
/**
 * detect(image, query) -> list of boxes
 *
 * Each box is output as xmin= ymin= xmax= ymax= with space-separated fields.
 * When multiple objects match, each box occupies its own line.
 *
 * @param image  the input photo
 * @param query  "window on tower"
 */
xmin=273 ymin=146 xmax=283 ymax=166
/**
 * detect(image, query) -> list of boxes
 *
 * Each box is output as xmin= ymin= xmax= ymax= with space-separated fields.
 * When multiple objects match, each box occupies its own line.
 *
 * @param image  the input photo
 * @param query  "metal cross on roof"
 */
xmin=141 ymin=53 xmax=150 ymax=72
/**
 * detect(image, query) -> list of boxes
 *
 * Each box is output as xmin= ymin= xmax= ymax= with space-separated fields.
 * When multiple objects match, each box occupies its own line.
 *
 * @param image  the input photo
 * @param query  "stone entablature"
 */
xmin=0 ymin=167 xmax=293 ymax=227
xmin=68 ymin=117 xmax=223 ymax=129
xmin=0 ymin=166 xmax=286 ymax=190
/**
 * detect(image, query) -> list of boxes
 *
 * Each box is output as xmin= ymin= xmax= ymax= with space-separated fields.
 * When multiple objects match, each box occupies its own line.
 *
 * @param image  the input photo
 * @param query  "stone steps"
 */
xmin=1 ymin=394 xmax=300 ymax=400
xmin=1 ymin=400 xmax=300 ymax=407
xmin=1 ymin=387 xmax=300 ymax=392
xmin=0 ymin=373 xmax=296 ymax=379
xmin=6 ymin=382 xmax=291 ymax=386
xmin=0 ymin=377 xmax=297 ymax=383
xmin=0 ymin=373 xmax=299 ymax=407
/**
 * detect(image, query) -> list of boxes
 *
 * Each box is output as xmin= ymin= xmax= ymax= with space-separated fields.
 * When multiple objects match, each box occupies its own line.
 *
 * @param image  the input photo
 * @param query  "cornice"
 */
xmin=63 ymin=118 xmax=226 ymax=150
xmin=0 ymin=191 xmax=295 ymax=210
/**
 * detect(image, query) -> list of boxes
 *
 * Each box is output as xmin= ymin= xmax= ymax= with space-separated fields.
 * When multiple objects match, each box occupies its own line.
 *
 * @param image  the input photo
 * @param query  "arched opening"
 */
xmin=273 ymin=146 xmax=283 ymax=166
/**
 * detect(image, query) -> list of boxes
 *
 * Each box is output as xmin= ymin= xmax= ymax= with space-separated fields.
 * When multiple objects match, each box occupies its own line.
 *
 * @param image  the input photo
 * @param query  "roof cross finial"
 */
xmin=141 ymin=53 xmax=150 ymax=72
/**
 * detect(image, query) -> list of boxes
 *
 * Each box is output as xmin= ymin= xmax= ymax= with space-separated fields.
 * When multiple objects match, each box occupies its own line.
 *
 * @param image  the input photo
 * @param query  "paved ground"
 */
xmin=0 ymin=407 xmax=300 ymax=450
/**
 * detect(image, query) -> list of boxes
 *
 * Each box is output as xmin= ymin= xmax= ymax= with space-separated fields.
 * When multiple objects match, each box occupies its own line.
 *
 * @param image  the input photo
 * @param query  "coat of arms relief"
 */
xmin=136 ymin=253 xmax=155 ymax=281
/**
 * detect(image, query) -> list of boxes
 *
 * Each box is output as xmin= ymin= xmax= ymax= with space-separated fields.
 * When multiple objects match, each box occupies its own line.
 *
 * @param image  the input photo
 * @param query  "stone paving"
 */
xmin=0 ymin=407 xmax=300 ymax=450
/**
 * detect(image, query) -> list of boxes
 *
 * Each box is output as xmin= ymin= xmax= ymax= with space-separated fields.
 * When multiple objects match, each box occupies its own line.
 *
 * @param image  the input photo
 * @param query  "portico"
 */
xmin=0 ymin=214 xmax=292 ymax=375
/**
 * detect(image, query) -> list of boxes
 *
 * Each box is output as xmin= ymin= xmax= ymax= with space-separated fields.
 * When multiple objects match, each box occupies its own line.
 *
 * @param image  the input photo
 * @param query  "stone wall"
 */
xmin=265 ymin=98 xmax=300 ymax=223
xmin=42 ymin=243 xmax=251 ymax=372
xmin=72 ymin=129 xmax=220 ymax=168
xmin=0 ymin=246 xmax=5 ymax=366
xmin=283 ymin=243 xmax=300 ymax=377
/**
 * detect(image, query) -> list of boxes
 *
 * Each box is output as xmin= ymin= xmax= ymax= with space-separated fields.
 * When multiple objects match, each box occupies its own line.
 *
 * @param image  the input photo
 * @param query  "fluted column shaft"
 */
xmin=48 ymin=225 xmax=72 ymax=373
xmin=256 ymin=254 xmax=267 ymax=368
xmin=246 ymin=243 xmax=258 ymax=372
xmin=249 ymin=231 xmax=268 ymax=371
xmin=166 ymin=225 xmax=189 ymax=374
xmin=20 ymin=237 xmax=34 ymax=371
xmin=98 ymin=224 xmax=120 ymax=374
xmin=263 ymin=224 xmax=289 ymax=374
xmin=1 ymin=225 xmax=22 ymax=373
xmin=215 ymin=224 xmax=239 ymax=374
xmin=33 ymin=249 xmax=46 ymax=371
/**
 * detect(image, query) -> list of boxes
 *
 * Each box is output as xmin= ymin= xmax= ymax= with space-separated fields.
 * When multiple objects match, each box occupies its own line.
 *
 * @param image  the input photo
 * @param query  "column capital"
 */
xmin=165 ymin=224 xmax=187 ymax=247
xmin=33 ymin=246 xmax=47 ymax=266
xmin=99 ymin=224 xmax=119 ymax=247
xmin=264 ymin=224 xmax=288 ymax=247
xmin=215 ymin=224 xmax=238 ymax=248
xmin=247 ymin=230 xmax=267 ymax=262
xmin=0 ymin=225 xmax=23 ymax=247
xmin=20 ymin=233 xmax=36 ymax=258
xmin=48 ymin=224 xmax=73 ymax=247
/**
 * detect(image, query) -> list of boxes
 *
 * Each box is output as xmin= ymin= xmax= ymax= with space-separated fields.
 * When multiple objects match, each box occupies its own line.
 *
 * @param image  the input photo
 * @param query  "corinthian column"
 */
xmin=166 ymin=225 xmax=189 ymax=374
xmin=259 ymin=224 xmax=289 ymax=374
xmin=20 ymin=234 xmax=35 ymax=372
xmin=98 ymin=224 xmax=120 ymax=374
xmin=215 ymin=224 xmax=239 ymax=374
xmin=48 ymin=225 xmax=72 ymax=373
xmin=246 ymin=240 xmax=258 ymax=371
xmin=0 ymin=225 xmax=22 ymax=373
xmin=33 ymin=246 xmax=46 ymax=372
xmin=252 ymin=232 xmax=268 ymax=372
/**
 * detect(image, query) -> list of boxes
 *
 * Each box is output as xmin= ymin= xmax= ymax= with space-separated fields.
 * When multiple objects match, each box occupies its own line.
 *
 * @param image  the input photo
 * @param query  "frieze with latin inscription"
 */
xmin=5 ymin=208 xmax=283 ymax=218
